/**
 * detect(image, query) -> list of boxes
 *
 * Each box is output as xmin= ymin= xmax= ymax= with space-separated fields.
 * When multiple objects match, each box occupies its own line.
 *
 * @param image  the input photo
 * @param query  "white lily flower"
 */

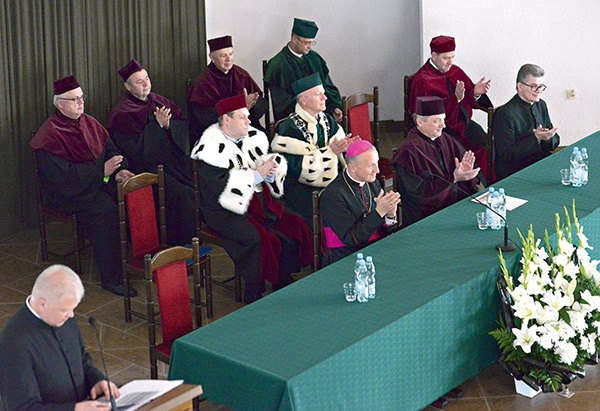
xmin=512 ymin=323 xmax=539 ymax=354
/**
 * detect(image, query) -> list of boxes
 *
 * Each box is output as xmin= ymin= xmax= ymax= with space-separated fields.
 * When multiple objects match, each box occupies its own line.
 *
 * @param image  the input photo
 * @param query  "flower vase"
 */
xmin=514 ymin=378 xmax=541 ymax=398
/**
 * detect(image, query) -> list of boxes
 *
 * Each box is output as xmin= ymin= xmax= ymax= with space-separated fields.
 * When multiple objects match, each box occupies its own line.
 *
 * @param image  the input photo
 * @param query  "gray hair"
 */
xmin=31 ymin=264 xmax=85 ymax=303
xmin=517 ymin=64 xmax=545 ymax=84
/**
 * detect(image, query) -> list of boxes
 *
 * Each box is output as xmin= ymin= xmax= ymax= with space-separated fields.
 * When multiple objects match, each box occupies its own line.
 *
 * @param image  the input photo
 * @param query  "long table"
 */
xmin=169 ymin=131 xmax=600 ymax=410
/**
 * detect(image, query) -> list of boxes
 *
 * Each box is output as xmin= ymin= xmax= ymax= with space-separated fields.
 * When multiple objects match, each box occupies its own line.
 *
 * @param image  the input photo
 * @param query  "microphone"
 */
xmin=89 ymin=317 xmax=117 ymax=411
xmin=428 ymin=172 xmax=515 ymax=252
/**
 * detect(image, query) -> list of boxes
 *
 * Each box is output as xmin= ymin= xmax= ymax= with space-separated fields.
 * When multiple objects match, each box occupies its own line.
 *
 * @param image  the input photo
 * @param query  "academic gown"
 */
xmin=106 ymin=92 xmax=196 ymax=245
xmin=271 ymin=104 xmax=346 ymax=225
xmin=187 ymin=63 xmax=267 ymax=147
xmin=493 ymin=94 xmax=560 ymax=180
xmin=31 ymin=111 xmax=126 ymax=287
xmin=391 ymin=128 xmax=479 ymax=227
xmin=264 ymin=45 xmax=342 ymax=121
xmin=320 ymin=170 xmax=396 ymax=265
xmin=0 ymin=304 xmax=105 ymax=410
xmin=191 ymin=124 xmax=312 ymax=288
xmin=409 ymin=60 xmax=493 ymax=175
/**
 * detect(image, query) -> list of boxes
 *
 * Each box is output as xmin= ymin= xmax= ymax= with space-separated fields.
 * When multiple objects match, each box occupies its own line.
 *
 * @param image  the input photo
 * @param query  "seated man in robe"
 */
xmin=191 ymin=94 xmax=312 ymax=304
xmin=106 ymin=59 xmax=196 ymax=246
xmin=264 ymin=17 xmax=342 ymax=122
xmin=391 ymin=96 xmax=481 ymax=227
xmin=320 ymin=140 xmax=400 ymax=265
xmin=409 ymin=35 xmax=492 ymax=173
xmin=31 ymin=75 xmax=136 ymax=297
xmin=493 ymin=63 xmax=560 ymax=180
xmin=187 ymin=35 xmax=267 ymax=147
xmin=0 ymin=265 xmax=120 ymax=409
xmin=271 ymin=73 xmax=358 ymax=226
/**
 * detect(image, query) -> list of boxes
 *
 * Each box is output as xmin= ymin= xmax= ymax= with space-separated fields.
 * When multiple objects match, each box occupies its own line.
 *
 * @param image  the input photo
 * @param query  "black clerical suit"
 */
xmin=0 ymin=304 xmax=105 ymax=410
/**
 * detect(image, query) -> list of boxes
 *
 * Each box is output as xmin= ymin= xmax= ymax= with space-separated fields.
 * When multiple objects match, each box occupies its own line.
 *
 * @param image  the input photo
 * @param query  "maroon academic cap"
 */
xmin=216 ymin=94 xmax=247 ymax=117
xmin=430 ymin=35 xmax=455 ymax=54
xmin=208 ymin=35 xmax=233 ymax=53
xmin=53 ymin=75 xmax=80 ymax=95
xmin=118 ymin=59 xmax=144 ymax=82
xmin=415 ymin=96 xmax=445 ymax=116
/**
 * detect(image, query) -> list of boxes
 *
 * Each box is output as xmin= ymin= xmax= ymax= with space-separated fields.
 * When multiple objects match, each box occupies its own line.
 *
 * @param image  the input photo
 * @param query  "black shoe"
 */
xmin=244 ymin=291 xmax=263 ymax=304
xmin=102 ymin=283 xmax=138 ymax=297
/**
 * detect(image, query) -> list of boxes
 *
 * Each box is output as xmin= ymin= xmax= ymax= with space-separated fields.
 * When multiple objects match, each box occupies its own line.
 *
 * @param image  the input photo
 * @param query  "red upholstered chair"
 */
xmin=118 ymin=167 xmax=167 ymax=322
xmin=342 ymin=86 xmax=393 ymax=187
xmin=145 ymin=237 xmax=202 ymax=379
xmin=119 ymin=166 xmax=213 ymax=322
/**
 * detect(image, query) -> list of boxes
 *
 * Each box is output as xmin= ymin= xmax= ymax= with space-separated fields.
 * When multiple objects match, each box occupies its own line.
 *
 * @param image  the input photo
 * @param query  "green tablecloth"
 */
xmin=169 ymin=132 xmax=600 ymax=410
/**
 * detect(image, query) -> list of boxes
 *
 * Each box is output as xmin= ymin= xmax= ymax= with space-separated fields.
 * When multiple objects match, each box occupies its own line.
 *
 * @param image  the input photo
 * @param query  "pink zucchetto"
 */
xmin=346 ymin=140 xmax=374 ymax=158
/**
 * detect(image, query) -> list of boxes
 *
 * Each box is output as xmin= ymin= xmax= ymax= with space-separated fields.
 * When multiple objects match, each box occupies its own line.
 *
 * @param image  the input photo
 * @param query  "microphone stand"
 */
xmin=89 ymin=317 xmax=117 ymax=411
xmin=430 ymin=172 xmax=515 ymax=252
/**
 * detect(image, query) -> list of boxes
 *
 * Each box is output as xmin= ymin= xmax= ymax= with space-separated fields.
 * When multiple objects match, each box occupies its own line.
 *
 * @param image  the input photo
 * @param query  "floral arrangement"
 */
xmin=490 ymin=202 xmax=600 ymax=391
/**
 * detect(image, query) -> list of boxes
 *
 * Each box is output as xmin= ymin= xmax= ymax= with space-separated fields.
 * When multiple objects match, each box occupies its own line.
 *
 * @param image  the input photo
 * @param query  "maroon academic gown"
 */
xmin=30 ymin=110 xmax=125 ymax=287
xmin=187 ymin=63 xmax=266 ymax=146
xmin=391 ymin=128 xmax=479 ymax=226
xmin=409 ymin=60 xmax=492 ymax=177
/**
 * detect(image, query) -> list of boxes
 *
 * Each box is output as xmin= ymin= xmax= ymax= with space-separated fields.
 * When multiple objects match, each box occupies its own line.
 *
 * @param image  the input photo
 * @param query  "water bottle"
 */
xmin=489 ymin=192 xmax=502 ymax=230
xmin=570 ymin=147 xmax=582 ymax=187
xmin=485 ymin=187 xmax=495 ymax=228
xmin=354 ymin=253 xmax=364 ymax=277
xmin=497 ymin=188 xmax=507 ymax=228
xmin=365 ymin=256 xmax=376 ymax=299
xmin=355 ymin=260 xmax=369 ymax=303
xmin=581 ymin=148 xmax=588 ymax=185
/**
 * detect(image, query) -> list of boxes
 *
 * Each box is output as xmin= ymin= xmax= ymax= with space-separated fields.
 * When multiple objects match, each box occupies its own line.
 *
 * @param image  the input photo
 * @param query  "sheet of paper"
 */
xmin=100 ymin=379 xmax=183 ymax=411
xmin=473 ymin=192 xmax=528 ymax=211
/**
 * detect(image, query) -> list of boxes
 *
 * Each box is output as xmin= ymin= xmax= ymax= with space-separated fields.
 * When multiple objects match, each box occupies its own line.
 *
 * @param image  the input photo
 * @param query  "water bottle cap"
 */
xmin=492 ymin=191 xmax=499 ymax=197
xmin=581 ymin=148 xmax=587 ymax=154
xmin=488 ymin=187 xmax=495 ymax=192
xmin=573 ymin=147 xmax=579 ymax=152
xmin=498 ymin=188 xmax=505 ymax=194
xmin=357 ymin=253 xmax=363 ymax=259
xmin=366 ymin=256 xmax=373 ymax=262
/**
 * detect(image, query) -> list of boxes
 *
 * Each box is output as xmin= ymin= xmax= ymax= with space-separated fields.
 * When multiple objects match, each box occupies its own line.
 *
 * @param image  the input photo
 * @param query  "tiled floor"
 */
xmin=2 ymin=129 xmax=600 ymax=410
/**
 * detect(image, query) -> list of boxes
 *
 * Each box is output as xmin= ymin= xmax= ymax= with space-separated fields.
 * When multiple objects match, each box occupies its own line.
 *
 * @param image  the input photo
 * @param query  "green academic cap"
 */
xmin=292 ymin=18 xmax=318 ymax=39
xmin=291 ymin=73 xmax=322 ymax=96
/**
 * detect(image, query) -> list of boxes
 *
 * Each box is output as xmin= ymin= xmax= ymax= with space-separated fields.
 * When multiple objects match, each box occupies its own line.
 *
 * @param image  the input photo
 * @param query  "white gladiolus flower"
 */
xmin=513 ymin=324 xmax=539 ymax=354
xmin=558 ymin=237 xmax=576 ymax=256
xmin=577 ymin=232 xmax=592 ymax=250
xmin=568 ymin=308 xmax=588 ymax=334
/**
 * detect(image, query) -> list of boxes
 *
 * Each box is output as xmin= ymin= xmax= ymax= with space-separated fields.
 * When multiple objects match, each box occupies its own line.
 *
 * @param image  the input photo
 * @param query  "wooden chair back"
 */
xmin=145 ymin=237 xmax=202 ymax=379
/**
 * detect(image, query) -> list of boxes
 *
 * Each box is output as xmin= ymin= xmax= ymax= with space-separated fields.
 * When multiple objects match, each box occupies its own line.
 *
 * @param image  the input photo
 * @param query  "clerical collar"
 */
xmin=287 ymin=44 xmax=303 ymax=58
xmin=345 ymin=168 xmax=365 ymax=187
xmin=428 ymin=58 xmax=445 ymax=74
xmin=416 ymin=127 xmax=439 ymax=142
xmin=26 ymin=296 xmax=42 ymax=320
xmin=219 ymin=127 xmax=246 ymax=145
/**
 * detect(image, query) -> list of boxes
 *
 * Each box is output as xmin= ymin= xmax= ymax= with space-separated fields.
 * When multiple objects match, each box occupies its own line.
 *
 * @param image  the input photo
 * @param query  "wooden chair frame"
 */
xmin=33 ymin=150 xmax=88 ymax=273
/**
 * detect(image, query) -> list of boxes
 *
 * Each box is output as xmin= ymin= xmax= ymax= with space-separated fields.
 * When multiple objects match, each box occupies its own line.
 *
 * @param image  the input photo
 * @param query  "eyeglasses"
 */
xmin=520 ymin=83 xmax=547 ymax=92
xmin=58 ymin=94 xmax=86 ymax=102
xmin=294 ymin=35 xmax=316 ymax=46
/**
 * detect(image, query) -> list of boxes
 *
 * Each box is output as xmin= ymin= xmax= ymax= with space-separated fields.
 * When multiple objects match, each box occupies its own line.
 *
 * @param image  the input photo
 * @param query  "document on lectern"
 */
xmin=99 ymin=379 xmax=183 ymax=410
